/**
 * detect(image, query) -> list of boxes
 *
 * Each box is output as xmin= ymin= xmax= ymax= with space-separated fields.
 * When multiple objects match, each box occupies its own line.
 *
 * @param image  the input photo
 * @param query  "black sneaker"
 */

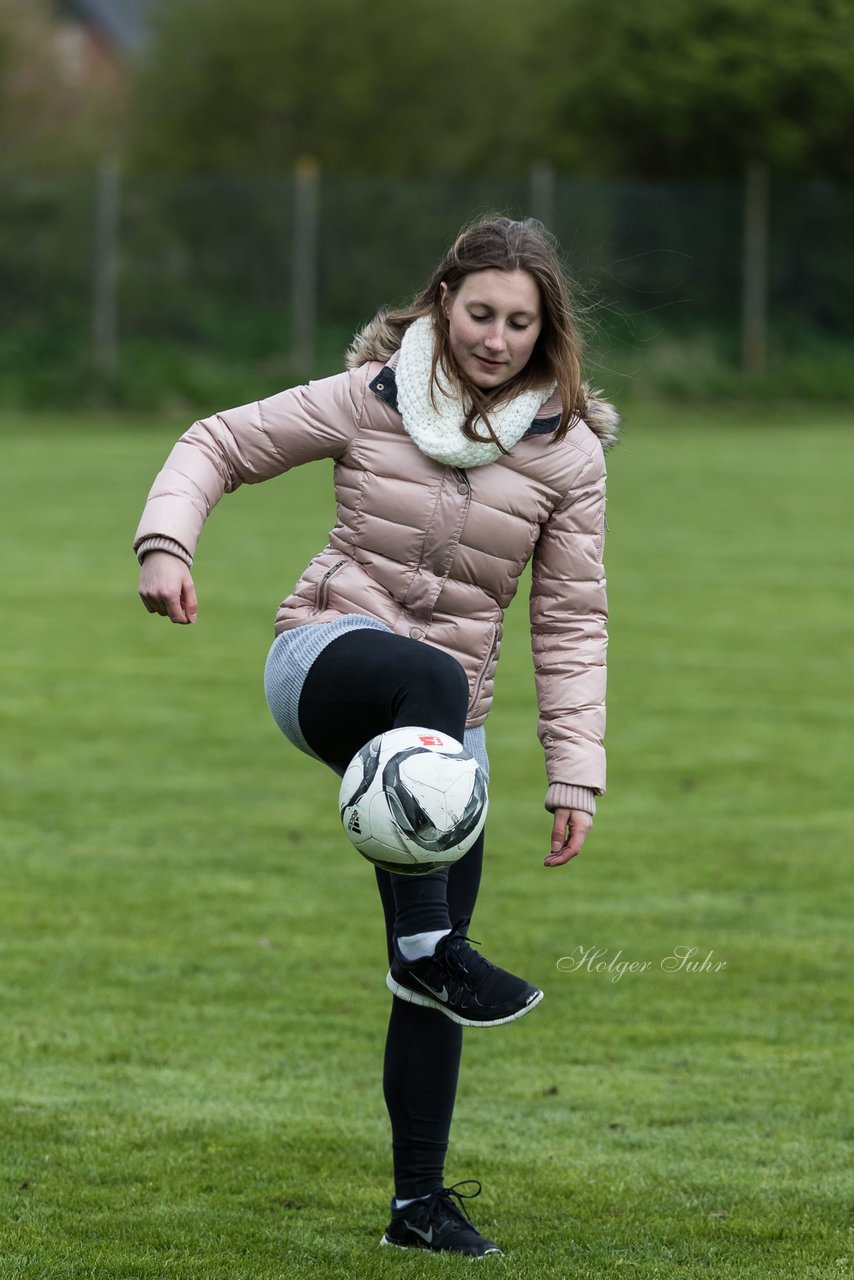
xmin=386 ymin=920 xmax=543 ymax=1027
xmin=380 ymin=1180 xmax=503 ymax=1256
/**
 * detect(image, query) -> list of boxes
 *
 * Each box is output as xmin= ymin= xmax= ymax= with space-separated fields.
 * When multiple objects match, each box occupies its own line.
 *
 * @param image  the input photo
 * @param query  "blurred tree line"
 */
xmin=2 ymin=0 xmax=852 ymax=407
xmin=1 ymin=0 xmax=851 ymax=180
xmin=128 ymin=0 xmax=854 ymax=179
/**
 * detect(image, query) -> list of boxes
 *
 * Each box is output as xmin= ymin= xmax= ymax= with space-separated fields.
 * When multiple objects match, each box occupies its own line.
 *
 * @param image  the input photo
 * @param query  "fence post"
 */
xmin=92 ymin=153 xmax=121 ymax=380
xmin=529 ymin=160 xmax=556 ymax=229
xmin=291 ymin=158 xmax=320 ymax=370
xmin=741 ymin=160 xmax=769 ymax=376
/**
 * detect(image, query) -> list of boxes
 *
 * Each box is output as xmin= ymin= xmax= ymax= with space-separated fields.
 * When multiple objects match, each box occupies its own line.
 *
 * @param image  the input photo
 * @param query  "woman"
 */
xmin=135 ymin=215 xmax=619 ymax=1256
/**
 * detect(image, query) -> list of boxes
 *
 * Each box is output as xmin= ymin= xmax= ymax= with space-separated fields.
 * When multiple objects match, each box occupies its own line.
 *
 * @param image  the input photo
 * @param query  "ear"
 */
xmin=439 ymin=281 xmax=449 ymax=315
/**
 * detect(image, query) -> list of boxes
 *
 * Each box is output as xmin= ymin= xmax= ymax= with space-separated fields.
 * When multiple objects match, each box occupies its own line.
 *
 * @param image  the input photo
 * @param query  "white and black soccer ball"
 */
xmin=338 ymin=726 xmax=488 ymax=875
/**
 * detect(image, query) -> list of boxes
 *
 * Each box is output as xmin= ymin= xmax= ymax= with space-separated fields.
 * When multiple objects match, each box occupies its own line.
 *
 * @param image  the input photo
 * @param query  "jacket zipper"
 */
xmin=314 ymin=558 xmax=347 ymax=613
xmin=471 ymin=624 xmax=499 ymax=706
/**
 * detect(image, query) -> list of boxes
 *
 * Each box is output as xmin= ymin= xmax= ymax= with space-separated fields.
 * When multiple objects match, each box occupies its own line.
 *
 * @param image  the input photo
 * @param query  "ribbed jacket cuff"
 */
xmin=545 ymin=784 xmax=597 ymax=816
xmin=135 ymin=536 xmax=193 ymax=568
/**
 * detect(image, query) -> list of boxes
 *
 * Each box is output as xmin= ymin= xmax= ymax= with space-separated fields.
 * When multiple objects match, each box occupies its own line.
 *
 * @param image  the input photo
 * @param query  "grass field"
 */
xmin=1 ymin=403 xmax=852 ymax=1279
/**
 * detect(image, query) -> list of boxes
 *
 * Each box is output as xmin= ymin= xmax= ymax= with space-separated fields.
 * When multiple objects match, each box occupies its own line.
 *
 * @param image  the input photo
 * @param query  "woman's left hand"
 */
xmin=544 ymin=808 xmax=593 ymax=867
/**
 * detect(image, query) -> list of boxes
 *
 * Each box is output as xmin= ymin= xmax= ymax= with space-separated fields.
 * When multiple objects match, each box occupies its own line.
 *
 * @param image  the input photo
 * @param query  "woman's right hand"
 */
xmin=138 ymin=551 xmax=198 ymax=625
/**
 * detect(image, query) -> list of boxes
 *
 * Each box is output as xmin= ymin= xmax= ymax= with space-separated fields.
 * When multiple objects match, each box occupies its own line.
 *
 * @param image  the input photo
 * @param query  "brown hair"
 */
xmin=346 ymin=214 xmax=586 ymax=448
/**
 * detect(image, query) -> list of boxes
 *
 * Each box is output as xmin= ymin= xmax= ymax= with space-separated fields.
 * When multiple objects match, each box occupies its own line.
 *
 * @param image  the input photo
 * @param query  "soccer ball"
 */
xmin=338 ymin=726 xmax=488 ymax=875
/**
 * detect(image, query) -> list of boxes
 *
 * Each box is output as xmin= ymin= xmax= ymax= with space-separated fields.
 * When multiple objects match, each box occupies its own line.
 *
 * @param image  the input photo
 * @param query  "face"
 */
xmin=440 ymin=268 xmax=543 ymax=390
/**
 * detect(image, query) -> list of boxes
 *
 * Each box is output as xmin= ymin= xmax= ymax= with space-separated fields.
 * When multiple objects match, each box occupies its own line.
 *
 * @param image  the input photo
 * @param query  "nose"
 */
xmin=483 ymin=324 xmax=507 ymax=353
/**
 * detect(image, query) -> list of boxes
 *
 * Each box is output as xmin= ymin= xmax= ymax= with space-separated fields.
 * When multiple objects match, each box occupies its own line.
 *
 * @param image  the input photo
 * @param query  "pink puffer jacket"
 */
xmin=134 ymin=351 xmax=618 ymax=810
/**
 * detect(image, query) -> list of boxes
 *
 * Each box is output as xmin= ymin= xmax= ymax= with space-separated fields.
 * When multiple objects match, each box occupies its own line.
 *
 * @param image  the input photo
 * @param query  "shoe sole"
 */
xmin=386 ymin=970 xmax=543 ymax=1027
xmin=380 ymin=1233 xmax=503 ymax=1256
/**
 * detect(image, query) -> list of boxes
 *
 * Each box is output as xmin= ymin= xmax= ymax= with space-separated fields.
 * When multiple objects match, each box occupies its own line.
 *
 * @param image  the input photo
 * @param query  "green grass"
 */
xmin=1 ymin=404 xmax=852 ymax=1279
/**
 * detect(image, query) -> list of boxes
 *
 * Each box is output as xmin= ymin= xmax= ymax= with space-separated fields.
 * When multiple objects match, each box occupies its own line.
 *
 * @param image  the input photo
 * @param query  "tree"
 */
xmin=129 ymin=0 xmax=540 ymax=177
xmin=127 ymin=0 xmax=854 ymax=179
xmin=539 ymin=0 xmax=854 ymax=178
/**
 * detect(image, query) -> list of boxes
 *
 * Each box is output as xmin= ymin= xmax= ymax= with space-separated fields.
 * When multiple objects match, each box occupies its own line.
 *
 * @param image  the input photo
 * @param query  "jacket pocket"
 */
xmin=313 ymin=558 xmax=347 ymax=614
xmin=471 ymin=624 xmax=499 ymax=706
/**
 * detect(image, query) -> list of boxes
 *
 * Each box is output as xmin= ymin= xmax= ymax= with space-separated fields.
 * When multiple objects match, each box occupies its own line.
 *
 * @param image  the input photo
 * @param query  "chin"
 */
xmin=469 ymin=364 xmax=511 ymax=389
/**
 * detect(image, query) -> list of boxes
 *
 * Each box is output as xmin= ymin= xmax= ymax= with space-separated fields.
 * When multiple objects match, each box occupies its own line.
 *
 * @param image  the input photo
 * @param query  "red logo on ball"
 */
xmin=418 ymin=734 xmax=444 ymax=747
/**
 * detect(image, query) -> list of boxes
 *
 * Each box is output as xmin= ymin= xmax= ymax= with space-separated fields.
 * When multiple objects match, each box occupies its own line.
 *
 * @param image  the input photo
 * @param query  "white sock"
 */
xmin=393 ymin=1193 xmax=431 ymax=1210
xmin=397 ymin=929 xmax=450 ymax=963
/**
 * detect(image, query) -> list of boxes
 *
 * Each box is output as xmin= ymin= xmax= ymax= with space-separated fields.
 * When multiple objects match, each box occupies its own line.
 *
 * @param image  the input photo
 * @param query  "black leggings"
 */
xmin=298 ymin=629 xmax=483 ymax=1197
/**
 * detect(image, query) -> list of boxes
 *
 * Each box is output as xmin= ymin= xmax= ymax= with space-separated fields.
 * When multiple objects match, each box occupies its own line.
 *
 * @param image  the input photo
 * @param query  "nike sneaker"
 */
xmin=380 ymin=1180 xmax=502 ymax=1256
xmin=386 ymin=920 xmax=543 ymax=1027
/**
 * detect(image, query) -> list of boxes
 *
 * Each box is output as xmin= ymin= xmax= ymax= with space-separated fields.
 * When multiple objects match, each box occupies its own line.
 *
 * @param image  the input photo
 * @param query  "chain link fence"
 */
xmin=2 ymin=167 xmax=852 ymax=406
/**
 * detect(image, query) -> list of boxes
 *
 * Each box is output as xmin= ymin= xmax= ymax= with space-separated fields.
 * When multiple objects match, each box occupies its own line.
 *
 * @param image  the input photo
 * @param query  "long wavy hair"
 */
xmin=346 ymin=214 xmax=587 ymax=448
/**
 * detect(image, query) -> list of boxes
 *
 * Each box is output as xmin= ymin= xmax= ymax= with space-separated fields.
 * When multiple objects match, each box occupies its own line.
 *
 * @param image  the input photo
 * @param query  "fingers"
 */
xmin=544 ymin=809 xmax=593 ymax=868
xmin=165 ymin=590 xmax=191 ymax=624
xmin=549 ymin=808 xmax=570 ymax=856
xmin=138 ymin=585 xmax=186 ymax=621
xmin=182 ymin=579 xmax=199 ymax=625
xmin=138 ymin=588 xmax=168 ymax=616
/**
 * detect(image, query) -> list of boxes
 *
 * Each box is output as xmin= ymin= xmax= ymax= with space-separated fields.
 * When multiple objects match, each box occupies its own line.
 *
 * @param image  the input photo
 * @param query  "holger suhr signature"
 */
xmin=556 ymin=945 xmax=727 ymax=983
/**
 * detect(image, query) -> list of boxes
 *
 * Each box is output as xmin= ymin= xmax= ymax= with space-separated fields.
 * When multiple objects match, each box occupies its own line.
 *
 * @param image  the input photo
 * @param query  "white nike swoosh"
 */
xmin=404 ymin=1220 xmax=434 ymax=1244
xmin=414 ymin=976 xmax=449 ymax=1002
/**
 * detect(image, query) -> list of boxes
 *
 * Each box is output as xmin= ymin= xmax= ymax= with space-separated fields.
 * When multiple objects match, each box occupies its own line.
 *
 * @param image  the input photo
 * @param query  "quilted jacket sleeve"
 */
xmin=529 ymin=442 xmax=608 ymax=801
xmin=133 ymin=368 xmax=367 ymax=562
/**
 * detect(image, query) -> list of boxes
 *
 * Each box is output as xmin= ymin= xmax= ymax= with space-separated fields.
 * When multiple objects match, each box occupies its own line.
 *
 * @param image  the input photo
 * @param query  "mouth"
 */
xmin=474 ymin=355 xmax=506 ymax=370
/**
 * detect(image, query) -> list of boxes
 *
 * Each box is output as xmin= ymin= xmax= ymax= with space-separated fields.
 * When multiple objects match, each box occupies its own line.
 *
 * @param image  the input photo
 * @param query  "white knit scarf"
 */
xmin=395 ymin=315 xmax=555 ymax=469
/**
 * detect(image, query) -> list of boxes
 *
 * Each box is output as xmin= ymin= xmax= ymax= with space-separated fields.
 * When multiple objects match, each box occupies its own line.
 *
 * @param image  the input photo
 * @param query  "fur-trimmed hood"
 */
xmin=570 ymin=385 xmax=621 ymax=452
xmin=345 ymin=313 xmax=621 ymax=451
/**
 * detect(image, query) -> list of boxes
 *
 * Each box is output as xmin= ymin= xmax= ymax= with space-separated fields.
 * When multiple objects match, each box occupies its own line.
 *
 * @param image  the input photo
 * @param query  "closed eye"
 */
xmin=469 ymin=312 xmax=531 ymax=331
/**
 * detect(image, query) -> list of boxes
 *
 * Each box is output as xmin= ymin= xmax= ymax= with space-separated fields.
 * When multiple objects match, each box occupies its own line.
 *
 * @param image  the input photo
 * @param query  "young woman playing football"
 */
xmin=135 ymin=214 xmax=618 ymax=1256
